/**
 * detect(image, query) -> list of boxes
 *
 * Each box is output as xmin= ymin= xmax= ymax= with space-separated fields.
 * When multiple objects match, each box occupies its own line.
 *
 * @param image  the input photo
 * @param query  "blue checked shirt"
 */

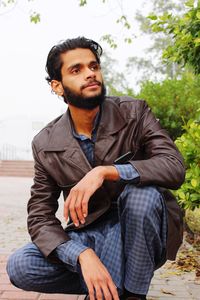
xmin=55 ymin=111 xmax=140 ymax=267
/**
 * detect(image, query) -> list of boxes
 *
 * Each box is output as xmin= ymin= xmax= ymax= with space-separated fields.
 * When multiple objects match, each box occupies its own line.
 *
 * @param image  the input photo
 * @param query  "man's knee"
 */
xmin=7 ymin=249 xmax=29 ymax=289
xmin=119 ymin=185 xmax=162 ymax=220
xmin=7 ymin=243 xmax=42 ymax=290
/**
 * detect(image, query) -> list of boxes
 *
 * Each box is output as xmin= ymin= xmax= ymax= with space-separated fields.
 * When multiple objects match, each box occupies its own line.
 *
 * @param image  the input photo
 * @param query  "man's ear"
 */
xmin=51 ymin=80 xmax=64 ymax=96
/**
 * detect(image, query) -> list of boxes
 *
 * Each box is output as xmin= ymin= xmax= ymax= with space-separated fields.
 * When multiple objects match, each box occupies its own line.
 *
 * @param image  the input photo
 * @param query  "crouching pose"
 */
xmin=7 ymin=37 xmax=185 ymax=300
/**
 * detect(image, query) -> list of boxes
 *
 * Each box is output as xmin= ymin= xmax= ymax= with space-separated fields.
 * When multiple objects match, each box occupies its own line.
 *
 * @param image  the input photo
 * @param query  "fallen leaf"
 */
xmin=161 ymin=288 xmax=176 ymax=295
xmin=196 ymin=268 xmax=200 ymax=277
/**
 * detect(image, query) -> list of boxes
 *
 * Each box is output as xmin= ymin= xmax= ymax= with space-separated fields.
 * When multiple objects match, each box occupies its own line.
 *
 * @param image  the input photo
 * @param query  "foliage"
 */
xmin=0 ymin=0 xmax=15 ymax=6
xmin=30 ymin=11 xmax=40 ymax=24
xmin=0 ymin=0 xmax=40 ymax=23
xmin=79 ymin=0 xmax=107 ymax=6
xmin=101 ymin=35 xmax=118 ymax=49
xmin=78 ymin=0 xmax=186 ymax=81
xmin=0 ymin=0 xmax=16 ymax=15
xmin=150 ymin=0 xmax=200 ymax=74
xmin=78 ymin=0 xmax=133 ymax=48
xmin=185 ymin=208 xmax=200 ymax=233
xmin=132 ymin=72 xmax=200 ymax=140
xmin=174 ymin=116 xmax=200 ymax=210
xmin=132 ymin=0 xmax=185 ymax=80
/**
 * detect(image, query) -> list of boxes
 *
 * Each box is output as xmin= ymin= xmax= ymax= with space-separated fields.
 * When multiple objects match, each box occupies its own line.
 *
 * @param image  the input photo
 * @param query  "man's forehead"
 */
xmin=61 ymin=48 xmax=97 ymax=67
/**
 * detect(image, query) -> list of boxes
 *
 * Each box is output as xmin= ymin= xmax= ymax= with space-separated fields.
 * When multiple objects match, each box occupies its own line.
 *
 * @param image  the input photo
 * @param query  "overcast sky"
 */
xmin=0 ymin=0 xmax=152 ymax=151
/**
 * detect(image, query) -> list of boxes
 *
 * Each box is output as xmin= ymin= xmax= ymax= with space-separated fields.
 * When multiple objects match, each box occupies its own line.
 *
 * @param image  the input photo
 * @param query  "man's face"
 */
xmin=57 ymin=48 xmax=106 ymax=109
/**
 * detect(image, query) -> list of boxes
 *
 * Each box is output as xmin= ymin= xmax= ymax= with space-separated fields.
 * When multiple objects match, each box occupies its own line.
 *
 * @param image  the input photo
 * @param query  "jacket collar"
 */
xmin=44 ymin=98 xmax=127 ymax=161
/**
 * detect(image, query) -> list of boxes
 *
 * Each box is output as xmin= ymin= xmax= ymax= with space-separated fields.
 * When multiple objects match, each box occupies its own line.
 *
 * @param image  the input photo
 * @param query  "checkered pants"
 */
xmin=7 ymin=185 xmax=167 ymax=295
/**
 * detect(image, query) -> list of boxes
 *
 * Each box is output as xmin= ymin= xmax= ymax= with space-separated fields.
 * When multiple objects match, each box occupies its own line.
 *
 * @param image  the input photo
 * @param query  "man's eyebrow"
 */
xmin=67 ymin=63 xmax=81 ymax=71
xmin=67 ymin=60 xmax=99 ymax=70
xmin=89 ymin=60 xmax=99 ymax=64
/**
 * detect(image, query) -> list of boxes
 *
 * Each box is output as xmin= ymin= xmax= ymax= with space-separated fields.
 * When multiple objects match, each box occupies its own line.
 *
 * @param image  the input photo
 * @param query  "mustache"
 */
xmin=81 ymin=80 xmax=102 ymax=90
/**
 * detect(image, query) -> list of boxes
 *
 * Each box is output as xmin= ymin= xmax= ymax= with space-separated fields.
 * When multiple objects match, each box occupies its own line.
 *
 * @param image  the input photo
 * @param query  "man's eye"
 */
xmin=72 ymin=68 xmax=80 ymax=74
xmin=90 ymin=64 xmax=99 ymax=71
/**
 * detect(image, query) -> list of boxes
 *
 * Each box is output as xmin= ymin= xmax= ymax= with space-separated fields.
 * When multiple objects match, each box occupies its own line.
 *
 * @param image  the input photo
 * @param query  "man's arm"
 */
xmin=27 ymin=142 xmax=70 ymax=258
xmin=128 ymin=100 xmax=185 ymax=189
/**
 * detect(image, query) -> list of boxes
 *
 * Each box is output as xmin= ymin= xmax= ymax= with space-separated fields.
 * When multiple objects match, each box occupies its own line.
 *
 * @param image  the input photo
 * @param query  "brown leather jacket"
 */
xmin=28 ymin=97 xmax=185 ymax=261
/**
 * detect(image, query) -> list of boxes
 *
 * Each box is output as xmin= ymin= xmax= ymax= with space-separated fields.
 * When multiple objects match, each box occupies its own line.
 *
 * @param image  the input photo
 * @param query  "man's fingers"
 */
xmin=81 ymin=190 xmax=91 ymax=218
xmin=64 ymin=197 xmax=70 ymax=220
xmin=75 ymin=192 xmax=86 ymax=224
xmin=66 ymin=189 xmax=79 ymax=226
xmin=64 ymin=189 xmax=88 ymax=226
xmin=108 ymin=281 xmax=119 ymax=300
xmin=69 ymin=197 xmax=79 ymax=226
xmin=63 ymin=169 xmax=102 ymax=223
xmin=64 ymin=179 xmax=98 ymax=226
xmin=86 ymin=281 xmax=95 ymax=300
xmin=101 ymin=285 xmax=112 ymax=300
xmin=94 ymin=285 xmax=103 ymax=300
xmin=79 ymin=249 xmax=119 ymax=300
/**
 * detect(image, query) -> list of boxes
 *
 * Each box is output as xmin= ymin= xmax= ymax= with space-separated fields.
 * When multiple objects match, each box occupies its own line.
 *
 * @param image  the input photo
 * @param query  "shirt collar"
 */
xmin=69 ymin=106 xmax=101 ymax=142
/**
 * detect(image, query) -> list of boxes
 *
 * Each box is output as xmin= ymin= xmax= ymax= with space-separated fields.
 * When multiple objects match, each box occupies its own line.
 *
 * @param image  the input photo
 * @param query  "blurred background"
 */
xmin=0 ymin=0 xmax=151 ymax=160
xmin=0 ymin=1 xmax=199 ymax=211
xmin=1 ymin=0 xmax=191 ymax=159
xmin=0 ymin=0 xmax=200 ymax=277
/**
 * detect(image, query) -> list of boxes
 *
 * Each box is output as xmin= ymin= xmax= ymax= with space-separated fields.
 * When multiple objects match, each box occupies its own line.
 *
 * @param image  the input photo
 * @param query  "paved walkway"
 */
xmin=0 ymin=177 xmax=200 ymax=300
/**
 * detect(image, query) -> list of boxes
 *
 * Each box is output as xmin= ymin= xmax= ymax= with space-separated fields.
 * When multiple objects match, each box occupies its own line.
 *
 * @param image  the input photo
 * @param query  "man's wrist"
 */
xmin=98 ymin=165 xmax=120 ymax=181
xmin=78 ymin=248 xmax=94 ymax=264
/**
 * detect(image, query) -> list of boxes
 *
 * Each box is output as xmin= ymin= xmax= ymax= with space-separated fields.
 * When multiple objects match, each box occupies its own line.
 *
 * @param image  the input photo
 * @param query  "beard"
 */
xmin=62 ymin=81 xmax=106 ymax=110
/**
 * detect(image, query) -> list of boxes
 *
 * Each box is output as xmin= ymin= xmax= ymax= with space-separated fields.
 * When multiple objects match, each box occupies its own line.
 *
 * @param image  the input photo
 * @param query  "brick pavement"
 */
xmin=0 ymin=176 xmax=200 ymax=300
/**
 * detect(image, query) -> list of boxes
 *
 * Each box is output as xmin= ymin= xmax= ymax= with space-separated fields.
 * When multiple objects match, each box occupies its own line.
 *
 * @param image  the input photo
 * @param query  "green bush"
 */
xmin=150 ymin=1 xmax=200 ymax=75
xmin=174 ymin=116 xmax=200 ymax=210
xmin=134 ymin=72 xmax=200 ymax=140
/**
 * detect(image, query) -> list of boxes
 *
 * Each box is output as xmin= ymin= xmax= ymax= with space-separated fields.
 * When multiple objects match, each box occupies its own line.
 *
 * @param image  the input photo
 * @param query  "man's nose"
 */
xmin=85 ymin=67 xmax=96 ymax=79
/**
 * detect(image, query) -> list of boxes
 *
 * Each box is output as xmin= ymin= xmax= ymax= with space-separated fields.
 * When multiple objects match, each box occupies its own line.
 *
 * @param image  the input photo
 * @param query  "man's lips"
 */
xmin=82 ymin=81 xmax=101 ymax=89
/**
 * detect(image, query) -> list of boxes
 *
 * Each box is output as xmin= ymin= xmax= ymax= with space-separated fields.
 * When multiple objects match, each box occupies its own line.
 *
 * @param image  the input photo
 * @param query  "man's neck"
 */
xmin=68 ymin=104 xmax=100 ymax=138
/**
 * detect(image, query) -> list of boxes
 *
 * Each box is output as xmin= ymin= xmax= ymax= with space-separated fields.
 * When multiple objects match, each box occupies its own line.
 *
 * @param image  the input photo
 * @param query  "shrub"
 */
xmin=134 ymin=72 xmax=200 ymax=140
xmin=174 ymin=116 xmax=200 ymax=210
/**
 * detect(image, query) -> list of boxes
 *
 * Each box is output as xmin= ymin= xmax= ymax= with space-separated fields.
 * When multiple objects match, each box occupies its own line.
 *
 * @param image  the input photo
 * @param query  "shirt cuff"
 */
xmin=114 ymin=163 xmax=140 ymax=183
xmin=55 ymin=240 xmax=89 ymax=270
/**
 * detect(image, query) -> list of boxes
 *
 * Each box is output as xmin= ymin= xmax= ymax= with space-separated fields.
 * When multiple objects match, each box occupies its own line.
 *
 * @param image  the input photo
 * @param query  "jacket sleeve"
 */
xmin=27 ymin=142 xmax=70 ymax=258
xmin=129 ymin=101 xmax=185 ymax=189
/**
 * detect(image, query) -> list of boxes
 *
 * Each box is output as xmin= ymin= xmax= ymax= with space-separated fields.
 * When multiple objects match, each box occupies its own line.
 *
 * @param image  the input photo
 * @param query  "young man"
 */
xmin=7 ymin=37 xmax=185 ymax=300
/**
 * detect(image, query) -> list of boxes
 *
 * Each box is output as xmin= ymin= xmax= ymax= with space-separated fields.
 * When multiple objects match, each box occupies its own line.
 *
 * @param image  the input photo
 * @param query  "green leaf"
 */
xmin=151 ymin=24 xmax=163 ymax=32
xmin=116 ymin=15 xmax=131 ymax=29
xmin=194 ymin=38 xmax=200 ymax=44
xmin=191 ymin=179 xmax=198 ymax=187
xmin=124 ymin=37 xmax=132 ymax=44
xmin=30 ymin=12 xmax=40 ymax=24
xmin=101 ymin=35 xmax=117 ymax=49
xmin=185 ymin=0 xmax=194 ymax=7
xmin=79 ymin=0 xmax=87 ymax=6
xmin=148 ymin=15 xmax=157 ymax=21
xmin=196 ymin=11 xmax=200 ymax=19
xmin=179 ymin=191 xmax=186 ymax=199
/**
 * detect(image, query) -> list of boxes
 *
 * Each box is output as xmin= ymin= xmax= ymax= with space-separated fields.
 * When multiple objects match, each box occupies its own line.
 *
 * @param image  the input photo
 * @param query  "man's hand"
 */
xmin=64 ymin=166 xmax=119 ymax=226
xmin=79 ymin=248 xmax=119 ymax=300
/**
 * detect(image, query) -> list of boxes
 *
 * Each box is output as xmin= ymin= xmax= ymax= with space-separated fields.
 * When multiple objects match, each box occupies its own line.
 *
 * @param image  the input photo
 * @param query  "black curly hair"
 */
xmin=45 ymin=36 xmax=103 ymax=84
